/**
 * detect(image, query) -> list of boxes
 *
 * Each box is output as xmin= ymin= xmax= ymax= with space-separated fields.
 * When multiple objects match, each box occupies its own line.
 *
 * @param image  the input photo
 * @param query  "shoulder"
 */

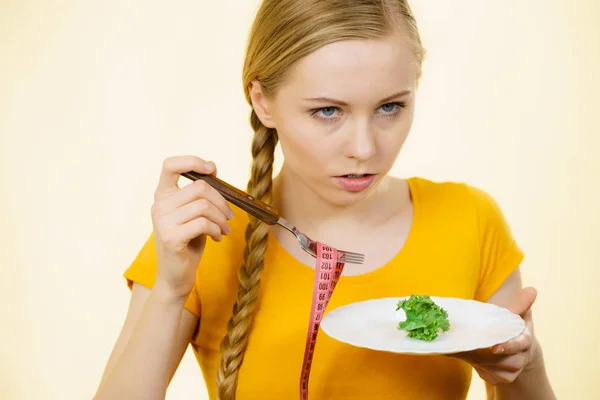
xmin=409 ymin=176 xmax=523 ymax=300
xmin=409 ymin=176 xmax=519 ymax=250
xmin=409 ymin=176 xmax=508 ymax=218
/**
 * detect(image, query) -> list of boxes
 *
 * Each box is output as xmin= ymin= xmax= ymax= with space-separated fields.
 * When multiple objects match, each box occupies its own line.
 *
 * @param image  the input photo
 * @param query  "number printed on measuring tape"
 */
xmin=299 ymin=242 xmax=345 ymax=400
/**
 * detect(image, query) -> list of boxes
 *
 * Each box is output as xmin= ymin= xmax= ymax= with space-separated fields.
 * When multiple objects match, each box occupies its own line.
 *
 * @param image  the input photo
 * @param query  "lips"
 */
xmin=333 ymin=174 xmax=376 ymax=192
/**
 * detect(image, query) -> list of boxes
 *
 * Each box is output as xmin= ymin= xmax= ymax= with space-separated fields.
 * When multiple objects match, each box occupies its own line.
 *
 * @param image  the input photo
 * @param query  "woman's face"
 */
xmin=251 ymin=32 xmax=419 ymax=207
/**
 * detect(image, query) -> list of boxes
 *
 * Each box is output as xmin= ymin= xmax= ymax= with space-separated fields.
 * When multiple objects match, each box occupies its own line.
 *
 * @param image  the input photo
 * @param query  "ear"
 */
xmin=248 ymin=80 xmax=276 ymax=128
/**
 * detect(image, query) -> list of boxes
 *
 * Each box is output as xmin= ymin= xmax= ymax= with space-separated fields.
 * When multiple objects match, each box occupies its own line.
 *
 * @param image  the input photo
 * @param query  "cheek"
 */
xmin=276 ymin=114 xmax=336 ymax=159
xmin=384 ymin=106 xmax=414 ymax=143
xmin=377 ymin=120 xmax=411 ymax=155
xmin=381 ymin=127 xmax=409 ymax=149
xmin=277 ymin=125 xmax=332 ymax=170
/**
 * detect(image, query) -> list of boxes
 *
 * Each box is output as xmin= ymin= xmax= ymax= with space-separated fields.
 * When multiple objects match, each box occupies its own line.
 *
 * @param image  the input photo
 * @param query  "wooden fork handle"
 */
xmin=181 ymin=171 xmax=280 ymax=225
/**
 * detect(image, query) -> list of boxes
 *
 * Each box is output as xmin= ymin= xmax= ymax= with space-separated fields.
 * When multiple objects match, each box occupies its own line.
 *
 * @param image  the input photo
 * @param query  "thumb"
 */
xmin=207 ymin=161 xmax=217 ymax=176
xmin=509 ymin=286 xmax=537 ymax=317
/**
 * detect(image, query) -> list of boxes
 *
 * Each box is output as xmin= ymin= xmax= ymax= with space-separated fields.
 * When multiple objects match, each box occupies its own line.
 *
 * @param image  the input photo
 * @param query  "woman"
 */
xmin=94 ymin=1 xmax=556 ymax=399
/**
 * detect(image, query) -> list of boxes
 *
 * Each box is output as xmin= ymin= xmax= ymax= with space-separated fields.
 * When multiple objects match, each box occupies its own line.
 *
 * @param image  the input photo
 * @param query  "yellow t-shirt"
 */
xmin=124 ymin=177 xmax=524 ymax=399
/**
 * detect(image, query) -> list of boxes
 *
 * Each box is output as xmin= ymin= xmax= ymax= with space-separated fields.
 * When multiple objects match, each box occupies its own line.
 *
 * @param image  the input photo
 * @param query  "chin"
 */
xmin=322 ymin=181 xmax=381 ymax=208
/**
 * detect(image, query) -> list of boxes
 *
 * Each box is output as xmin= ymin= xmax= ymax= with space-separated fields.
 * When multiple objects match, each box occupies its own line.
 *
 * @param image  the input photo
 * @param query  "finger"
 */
xmin=184 ymin=179 xmax=234 ymax=220
xmin=479 ymin=353 xmax=526 ymax=373
xmin=207 ymin=161 xmax=217 ymax=176
xmin=474 ymin=366 xmax=501 ymax=386
xmin=172 ymin=198 xmax=230 ymax=235
xmin=155 ymin=156 xmax=215 ymax=198
xmin=476 ymin=366 xmax=520 ymax=385
xmin=509 ymin=286 xmax=537 ymax=317
xmin=177 ymin=217 xmax=223 ymax=243
xmin=156 ymin=178 xmax=234 ymax=221
xmin=492 ymin=329 xmax=533 ymax=355
xmin=450 ymin=347 xmax=498 ymax=365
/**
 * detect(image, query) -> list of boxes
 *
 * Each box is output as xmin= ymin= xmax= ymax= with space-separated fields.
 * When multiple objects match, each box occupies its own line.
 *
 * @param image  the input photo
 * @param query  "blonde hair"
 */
xmin=215 ymin=1 xmax=425 ymax=398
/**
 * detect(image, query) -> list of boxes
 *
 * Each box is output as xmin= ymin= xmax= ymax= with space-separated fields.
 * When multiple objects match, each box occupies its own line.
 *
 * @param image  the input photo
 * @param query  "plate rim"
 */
xmin=320 ymin=295 xmax=526 ymax=355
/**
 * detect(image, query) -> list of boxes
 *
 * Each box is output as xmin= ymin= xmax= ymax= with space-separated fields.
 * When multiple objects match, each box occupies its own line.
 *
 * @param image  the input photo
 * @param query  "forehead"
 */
xmin=279 ymin=33 xmax=418 ymax=101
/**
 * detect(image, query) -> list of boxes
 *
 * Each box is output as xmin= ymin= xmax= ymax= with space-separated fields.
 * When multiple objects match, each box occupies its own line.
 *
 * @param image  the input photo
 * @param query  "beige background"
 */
xmin=1 ymin=0 xmax=598 ymax=399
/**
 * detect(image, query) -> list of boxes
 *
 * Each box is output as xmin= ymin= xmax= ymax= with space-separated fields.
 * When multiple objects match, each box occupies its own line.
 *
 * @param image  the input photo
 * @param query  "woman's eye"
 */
xmin=310 ymin=106 xmax=341 ymax=122
xmin=379 ymin=103 xmax=397 ymax=113
xmin=319 ymin=107 xmax=337 ymax=117
xmin=377 ymin=102 xmax=407 ymax=119
xmin=310 ymin=102 xmax=406 ymax=122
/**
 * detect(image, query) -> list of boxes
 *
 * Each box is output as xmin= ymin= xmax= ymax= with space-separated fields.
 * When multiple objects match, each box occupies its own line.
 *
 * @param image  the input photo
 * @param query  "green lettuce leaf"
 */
xmin=396 ymin=294 xmax=450 ymax=341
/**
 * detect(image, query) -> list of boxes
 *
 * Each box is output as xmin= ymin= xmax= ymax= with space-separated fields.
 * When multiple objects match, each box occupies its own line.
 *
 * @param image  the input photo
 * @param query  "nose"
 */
xmin=344 ymin=120 xmax=376 ymax=161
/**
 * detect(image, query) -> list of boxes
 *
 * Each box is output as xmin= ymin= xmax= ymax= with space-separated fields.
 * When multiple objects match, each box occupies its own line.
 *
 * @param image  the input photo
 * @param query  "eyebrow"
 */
xmin=303 ymin=90 xmax=412 ymax=106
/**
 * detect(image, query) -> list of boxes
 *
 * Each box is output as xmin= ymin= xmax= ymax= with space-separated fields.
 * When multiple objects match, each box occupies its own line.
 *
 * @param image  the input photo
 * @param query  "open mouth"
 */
xmin=333 ymin=173 xmax=376 ymax=192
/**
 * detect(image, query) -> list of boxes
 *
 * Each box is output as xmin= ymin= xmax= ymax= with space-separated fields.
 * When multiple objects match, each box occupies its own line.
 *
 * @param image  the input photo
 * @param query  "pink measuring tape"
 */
xmin=299 ymin=242 xmax=345 ymax=399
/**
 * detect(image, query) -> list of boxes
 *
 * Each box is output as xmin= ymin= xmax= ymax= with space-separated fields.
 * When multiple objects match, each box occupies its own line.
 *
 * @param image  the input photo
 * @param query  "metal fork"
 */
xmin=181 ymin=171 xmax=365 ymax=265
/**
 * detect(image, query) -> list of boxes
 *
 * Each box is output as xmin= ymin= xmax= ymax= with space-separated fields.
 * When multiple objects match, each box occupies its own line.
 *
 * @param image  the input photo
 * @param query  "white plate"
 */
xmin=320 ymin=296 xmax=525 ymax=355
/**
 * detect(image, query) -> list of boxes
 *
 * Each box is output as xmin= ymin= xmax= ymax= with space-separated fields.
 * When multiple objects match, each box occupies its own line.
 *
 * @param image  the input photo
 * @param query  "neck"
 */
xmin=272 ymin=164 xmax=397 ymax=234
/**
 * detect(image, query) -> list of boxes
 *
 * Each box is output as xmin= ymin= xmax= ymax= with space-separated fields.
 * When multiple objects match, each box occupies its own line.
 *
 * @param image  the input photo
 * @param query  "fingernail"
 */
xmin=204 ymin=162 xmax=215 ymax=173
xmin=224 ymin=224 xmax=231 ymax=234
xmin=494 ymin=346 xmax=504 ymax=354
xmin=227 ymin=209 xmax=235 ymax=220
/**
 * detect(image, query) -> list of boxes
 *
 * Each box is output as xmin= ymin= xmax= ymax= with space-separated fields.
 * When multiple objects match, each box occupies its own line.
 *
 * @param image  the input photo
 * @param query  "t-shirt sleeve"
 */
xmin=123 ymin=232 xmax=202 ymax=318
xmin=467 ymin=185 xmax=525 ymax=302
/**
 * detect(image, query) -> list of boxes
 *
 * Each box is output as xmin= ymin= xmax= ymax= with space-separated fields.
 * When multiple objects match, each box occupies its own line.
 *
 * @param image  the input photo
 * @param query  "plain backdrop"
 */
xmin=1 ymin=0 xmax=599 ymax=399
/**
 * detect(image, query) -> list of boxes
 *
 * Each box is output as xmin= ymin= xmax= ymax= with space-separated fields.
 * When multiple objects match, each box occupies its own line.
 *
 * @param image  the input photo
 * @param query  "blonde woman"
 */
xmin=94 ymin=1 xmax=556 ymax=399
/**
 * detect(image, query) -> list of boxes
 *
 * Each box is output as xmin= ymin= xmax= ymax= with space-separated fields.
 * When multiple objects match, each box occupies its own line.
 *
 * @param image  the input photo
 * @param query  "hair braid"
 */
xmin=215 ymin=110 xmax=278 ymax=400
xmin=213 ymin=1 xmax=425 ymax=397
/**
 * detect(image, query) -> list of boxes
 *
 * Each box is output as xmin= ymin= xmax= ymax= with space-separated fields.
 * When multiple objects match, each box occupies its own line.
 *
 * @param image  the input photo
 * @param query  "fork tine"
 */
xmin=338 ymin=253 xmax=365 ymax=261
xmin=341 ymin=256 xmax=364 ymax=261
xmin=338 ymin=250 xmax=364 ymax=257
xmin=339 ymin=257 xmax=363 ymax=265
xmin=339 ymin=254 xmax=364 ymax=261
xmin=339 ymin=251 xmax=364 ymax=257
xmin=338 ymin=252 xmax=364 ymax=259
xmin=340 ymin=256 xmax=364 ymax=263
